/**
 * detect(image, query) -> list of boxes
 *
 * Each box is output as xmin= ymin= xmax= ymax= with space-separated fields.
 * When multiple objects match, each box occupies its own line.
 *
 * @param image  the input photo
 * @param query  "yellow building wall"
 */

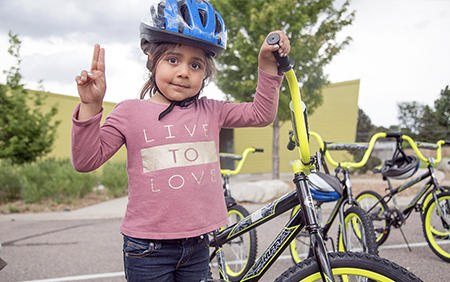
xmin=29 ymin=90 xmax=126 ymax=165
xmin=234 ymin=79 xmax=360 ymax=173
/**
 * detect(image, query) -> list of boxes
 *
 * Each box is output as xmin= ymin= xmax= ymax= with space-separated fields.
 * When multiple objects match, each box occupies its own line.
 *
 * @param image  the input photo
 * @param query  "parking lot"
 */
xmin=0 ymin=195 xmax=448 ymax=282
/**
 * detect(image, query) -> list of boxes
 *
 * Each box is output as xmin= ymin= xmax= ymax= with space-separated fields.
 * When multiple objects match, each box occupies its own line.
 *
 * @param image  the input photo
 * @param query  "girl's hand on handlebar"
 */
xmin=259 ymin=30 xmax=290 ymax=75
xmin=75 ymin=44 xmax=106 ymax=119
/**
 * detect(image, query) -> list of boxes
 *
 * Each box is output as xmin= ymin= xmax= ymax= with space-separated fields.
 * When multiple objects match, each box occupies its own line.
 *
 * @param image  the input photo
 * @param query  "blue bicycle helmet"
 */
xmin=140 ymin=0 xmax=227 ymax=57
xmin=308 ymin=172 xmax=342 ymax=203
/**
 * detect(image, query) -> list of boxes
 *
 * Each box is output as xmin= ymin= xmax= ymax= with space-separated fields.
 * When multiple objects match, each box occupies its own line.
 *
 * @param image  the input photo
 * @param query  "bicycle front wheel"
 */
xmin=356 ymin=190 xmax=390 ymax=246
xmin=422 ymin=191 xmax=450 ymax=262
xmin=275 ymin=252 xmax=422 ymax=282
xmin=222 ymin=204 xmax=258 ymax=281
xmin=337 ymin=205 xmax=378 ymax=256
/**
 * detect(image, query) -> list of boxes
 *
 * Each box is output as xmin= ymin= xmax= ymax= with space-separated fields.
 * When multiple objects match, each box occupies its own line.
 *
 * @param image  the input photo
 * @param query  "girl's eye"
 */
xmin=168 ymin=57 xmax=178 ymax=64
xmin=191 ymin=62 xmax=202 ymax=70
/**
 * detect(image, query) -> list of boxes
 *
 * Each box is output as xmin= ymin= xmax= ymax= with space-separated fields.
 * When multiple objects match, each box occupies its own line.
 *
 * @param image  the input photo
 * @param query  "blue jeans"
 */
xmin=122 ymin=234 xmax=210 ymax=282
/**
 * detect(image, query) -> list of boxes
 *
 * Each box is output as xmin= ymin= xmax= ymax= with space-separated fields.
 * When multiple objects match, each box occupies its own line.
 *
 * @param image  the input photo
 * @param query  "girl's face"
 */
xmin=153 ymin=45 xmax=207 ymax=104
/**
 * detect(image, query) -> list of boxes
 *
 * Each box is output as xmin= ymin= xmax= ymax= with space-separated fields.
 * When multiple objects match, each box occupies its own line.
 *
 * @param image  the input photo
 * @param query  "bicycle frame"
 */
xmin=371 ymin=165 xmax=441 ymax=220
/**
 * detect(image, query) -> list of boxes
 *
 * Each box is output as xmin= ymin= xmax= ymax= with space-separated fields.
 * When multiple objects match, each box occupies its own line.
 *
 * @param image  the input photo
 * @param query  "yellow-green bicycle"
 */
xmin=354 ymin=133 xmax=450 ymax=262
xmin=207 ymin=33 xmax=422 ymax=281
xmin=288 ymin=131 xmax=378 ymax=264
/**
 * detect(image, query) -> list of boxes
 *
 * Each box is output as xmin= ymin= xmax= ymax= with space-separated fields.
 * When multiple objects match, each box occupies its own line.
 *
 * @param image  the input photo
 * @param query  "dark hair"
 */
xmin=139 ymin=42 xmax=216 ymax=99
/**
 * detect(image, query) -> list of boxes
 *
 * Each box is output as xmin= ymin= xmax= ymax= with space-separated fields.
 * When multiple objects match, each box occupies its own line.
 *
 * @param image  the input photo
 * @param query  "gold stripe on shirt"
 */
xmin=141 ymin=141 xmax=217 ymax=173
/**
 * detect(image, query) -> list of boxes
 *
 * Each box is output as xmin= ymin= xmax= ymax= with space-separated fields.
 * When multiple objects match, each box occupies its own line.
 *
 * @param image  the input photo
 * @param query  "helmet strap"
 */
xmin=150 ymin=76 xmax=200 ymax=120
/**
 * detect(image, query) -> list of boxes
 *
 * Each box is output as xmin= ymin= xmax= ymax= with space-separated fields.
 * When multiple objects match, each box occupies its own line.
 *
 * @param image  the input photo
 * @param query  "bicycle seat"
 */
xmin=308 ymin=172 xmax=343 ymax=202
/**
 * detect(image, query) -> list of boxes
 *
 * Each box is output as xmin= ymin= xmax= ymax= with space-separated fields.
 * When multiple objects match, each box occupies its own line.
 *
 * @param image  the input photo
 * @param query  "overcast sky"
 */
xmin=0 ymin=0 xmax=449 ymax=127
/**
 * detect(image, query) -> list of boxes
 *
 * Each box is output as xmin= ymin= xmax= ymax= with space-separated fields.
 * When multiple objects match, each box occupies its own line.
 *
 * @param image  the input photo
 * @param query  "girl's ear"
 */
xmin=146 ymin=53 xmax=153 ymax=72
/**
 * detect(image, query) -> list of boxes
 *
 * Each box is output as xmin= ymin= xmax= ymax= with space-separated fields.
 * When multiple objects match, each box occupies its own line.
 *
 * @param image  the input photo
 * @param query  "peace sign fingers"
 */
xmin=90 ymin=44 xmax=105 ymax=73
xmin=75 ymin=44 xmax=106 ymax=105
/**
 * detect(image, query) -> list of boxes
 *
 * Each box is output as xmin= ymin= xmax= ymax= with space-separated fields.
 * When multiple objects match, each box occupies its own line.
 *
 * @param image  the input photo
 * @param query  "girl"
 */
xmin=72 ymin=0 xmax=290 ymax=281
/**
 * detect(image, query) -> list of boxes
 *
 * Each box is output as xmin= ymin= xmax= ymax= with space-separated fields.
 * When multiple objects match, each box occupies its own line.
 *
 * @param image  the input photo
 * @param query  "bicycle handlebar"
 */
xmin=307 ymin=131 xmax=447 ymax=168
xmin=220 ymin=147 xmax=264 ymax=175
xmin=401 ymin=135 xmax=446 ymax=165
xmin=309 ymin=131 xmax=386 ymax=168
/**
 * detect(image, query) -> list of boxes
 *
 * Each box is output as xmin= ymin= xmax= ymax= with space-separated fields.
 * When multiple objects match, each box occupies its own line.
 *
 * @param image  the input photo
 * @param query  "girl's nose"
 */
xmin=176 ymin=63 xmax=189 ymax=77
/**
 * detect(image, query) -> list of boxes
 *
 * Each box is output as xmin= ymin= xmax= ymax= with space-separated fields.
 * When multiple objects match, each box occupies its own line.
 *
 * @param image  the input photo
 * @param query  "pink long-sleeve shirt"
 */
xmin=71 ymin=68 xmax=282 ymax=239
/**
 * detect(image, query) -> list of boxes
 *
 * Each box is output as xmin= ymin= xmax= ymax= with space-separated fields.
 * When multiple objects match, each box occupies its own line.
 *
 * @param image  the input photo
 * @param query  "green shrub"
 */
xmin=0 ymin=160 xmax=22 ymax=203
xmin=100 ymin=161 xmax=128 ymax=198
xmin=19 ymin=158 xmax=97 ymax=204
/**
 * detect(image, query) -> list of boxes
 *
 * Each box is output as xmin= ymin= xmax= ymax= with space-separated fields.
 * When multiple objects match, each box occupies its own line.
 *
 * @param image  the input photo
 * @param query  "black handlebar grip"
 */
xmin=385 ymin=132 xmax=402 ymax=138
xmin=445 ymin=140 xmax=450 ymax=145
xmin=266 ymin=33 xmax=294 ymax=73
xmin=254 ymin=148 xmax=264 ymax=153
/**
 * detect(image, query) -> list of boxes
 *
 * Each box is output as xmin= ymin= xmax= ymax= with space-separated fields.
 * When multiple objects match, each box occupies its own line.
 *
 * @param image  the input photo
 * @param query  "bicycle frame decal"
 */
xmin=215 ymin=248 xmax=229 ymax=281
xmin=227 ymin=198 xmax=280 ymax=239
xmin=242 ymin=225 xmax=300 ymax=281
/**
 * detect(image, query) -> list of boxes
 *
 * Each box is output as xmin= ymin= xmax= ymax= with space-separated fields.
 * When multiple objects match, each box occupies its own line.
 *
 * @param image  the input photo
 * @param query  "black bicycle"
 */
xmin=288 ymin=131 xmax=378 ymax=264
xmin=356 ymin=133 xmax=450 ymax=262
xmin=207 ymin=33 xmax=422 ymax=282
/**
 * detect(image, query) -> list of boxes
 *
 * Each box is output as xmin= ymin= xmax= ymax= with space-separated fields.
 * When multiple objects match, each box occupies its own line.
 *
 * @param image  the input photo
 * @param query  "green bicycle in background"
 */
xmin=288 ymin=130 xmax=378 ymax=264
xmin=355 ymin=132 xmax=450 ymax=262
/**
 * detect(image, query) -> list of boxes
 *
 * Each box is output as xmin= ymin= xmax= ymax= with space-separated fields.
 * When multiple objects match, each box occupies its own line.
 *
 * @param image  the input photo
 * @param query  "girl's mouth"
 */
xmin=171 ymin=83 xmax=189 ymax=89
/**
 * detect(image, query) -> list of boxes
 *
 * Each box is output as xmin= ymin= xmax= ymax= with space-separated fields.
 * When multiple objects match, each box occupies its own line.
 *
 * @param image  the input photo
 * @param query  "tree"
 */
xmin=397 ymin=101 xmax=424 ymax=139
xmin=434 ymin=85 xmax=449 ymax=140
xmin=355 ymin=108 xmax=374 ymax=142
xmin=397 ymin=86 xmax=449 ymax=142
xmin=210 ymin=0 xmax=354 ymax=178
xmin=0 ymin=31 xmax=60 ymax=164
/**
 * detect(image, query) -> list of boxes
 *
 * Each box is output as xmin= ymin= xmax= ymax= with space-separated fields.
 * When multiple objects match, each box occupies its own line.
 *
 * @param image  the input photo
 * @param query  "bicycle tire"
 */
xmin=422 ymin=191 xmax=450 ymax=262
xmin=356 ymin=190 xmax=390 ymax=246
xmin=222 ymin=204 xmax=258 ymax=281
xmin=337 ymin=205 xmax=378 ymax=256
xmin=275 ymin=252 xmax=423 ymax=282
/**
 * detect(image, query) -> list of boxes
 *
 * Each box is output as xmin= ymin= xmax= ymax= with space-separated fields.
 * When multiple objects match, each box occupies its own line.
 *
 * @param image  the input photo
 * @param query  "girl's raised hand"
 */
xmin=75 ymin=44 xmax=106 ymax=105
xmin=258 ymin=30 xmax=290 ymax=75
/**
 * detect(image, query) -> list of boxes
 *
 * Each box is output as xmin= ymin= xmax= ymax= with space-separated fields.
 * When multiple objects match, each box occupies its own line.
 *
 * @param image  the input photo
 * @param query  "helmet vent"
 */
xmin=198 ymin=9 xmax=207 ymax=27
xmin=179 ymin=3 xmax=191 ymax=29
xmin=215 ymin=13 xmax=222 ymax=33
xmin=156 ymin=4 xmax=166 ymax=29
